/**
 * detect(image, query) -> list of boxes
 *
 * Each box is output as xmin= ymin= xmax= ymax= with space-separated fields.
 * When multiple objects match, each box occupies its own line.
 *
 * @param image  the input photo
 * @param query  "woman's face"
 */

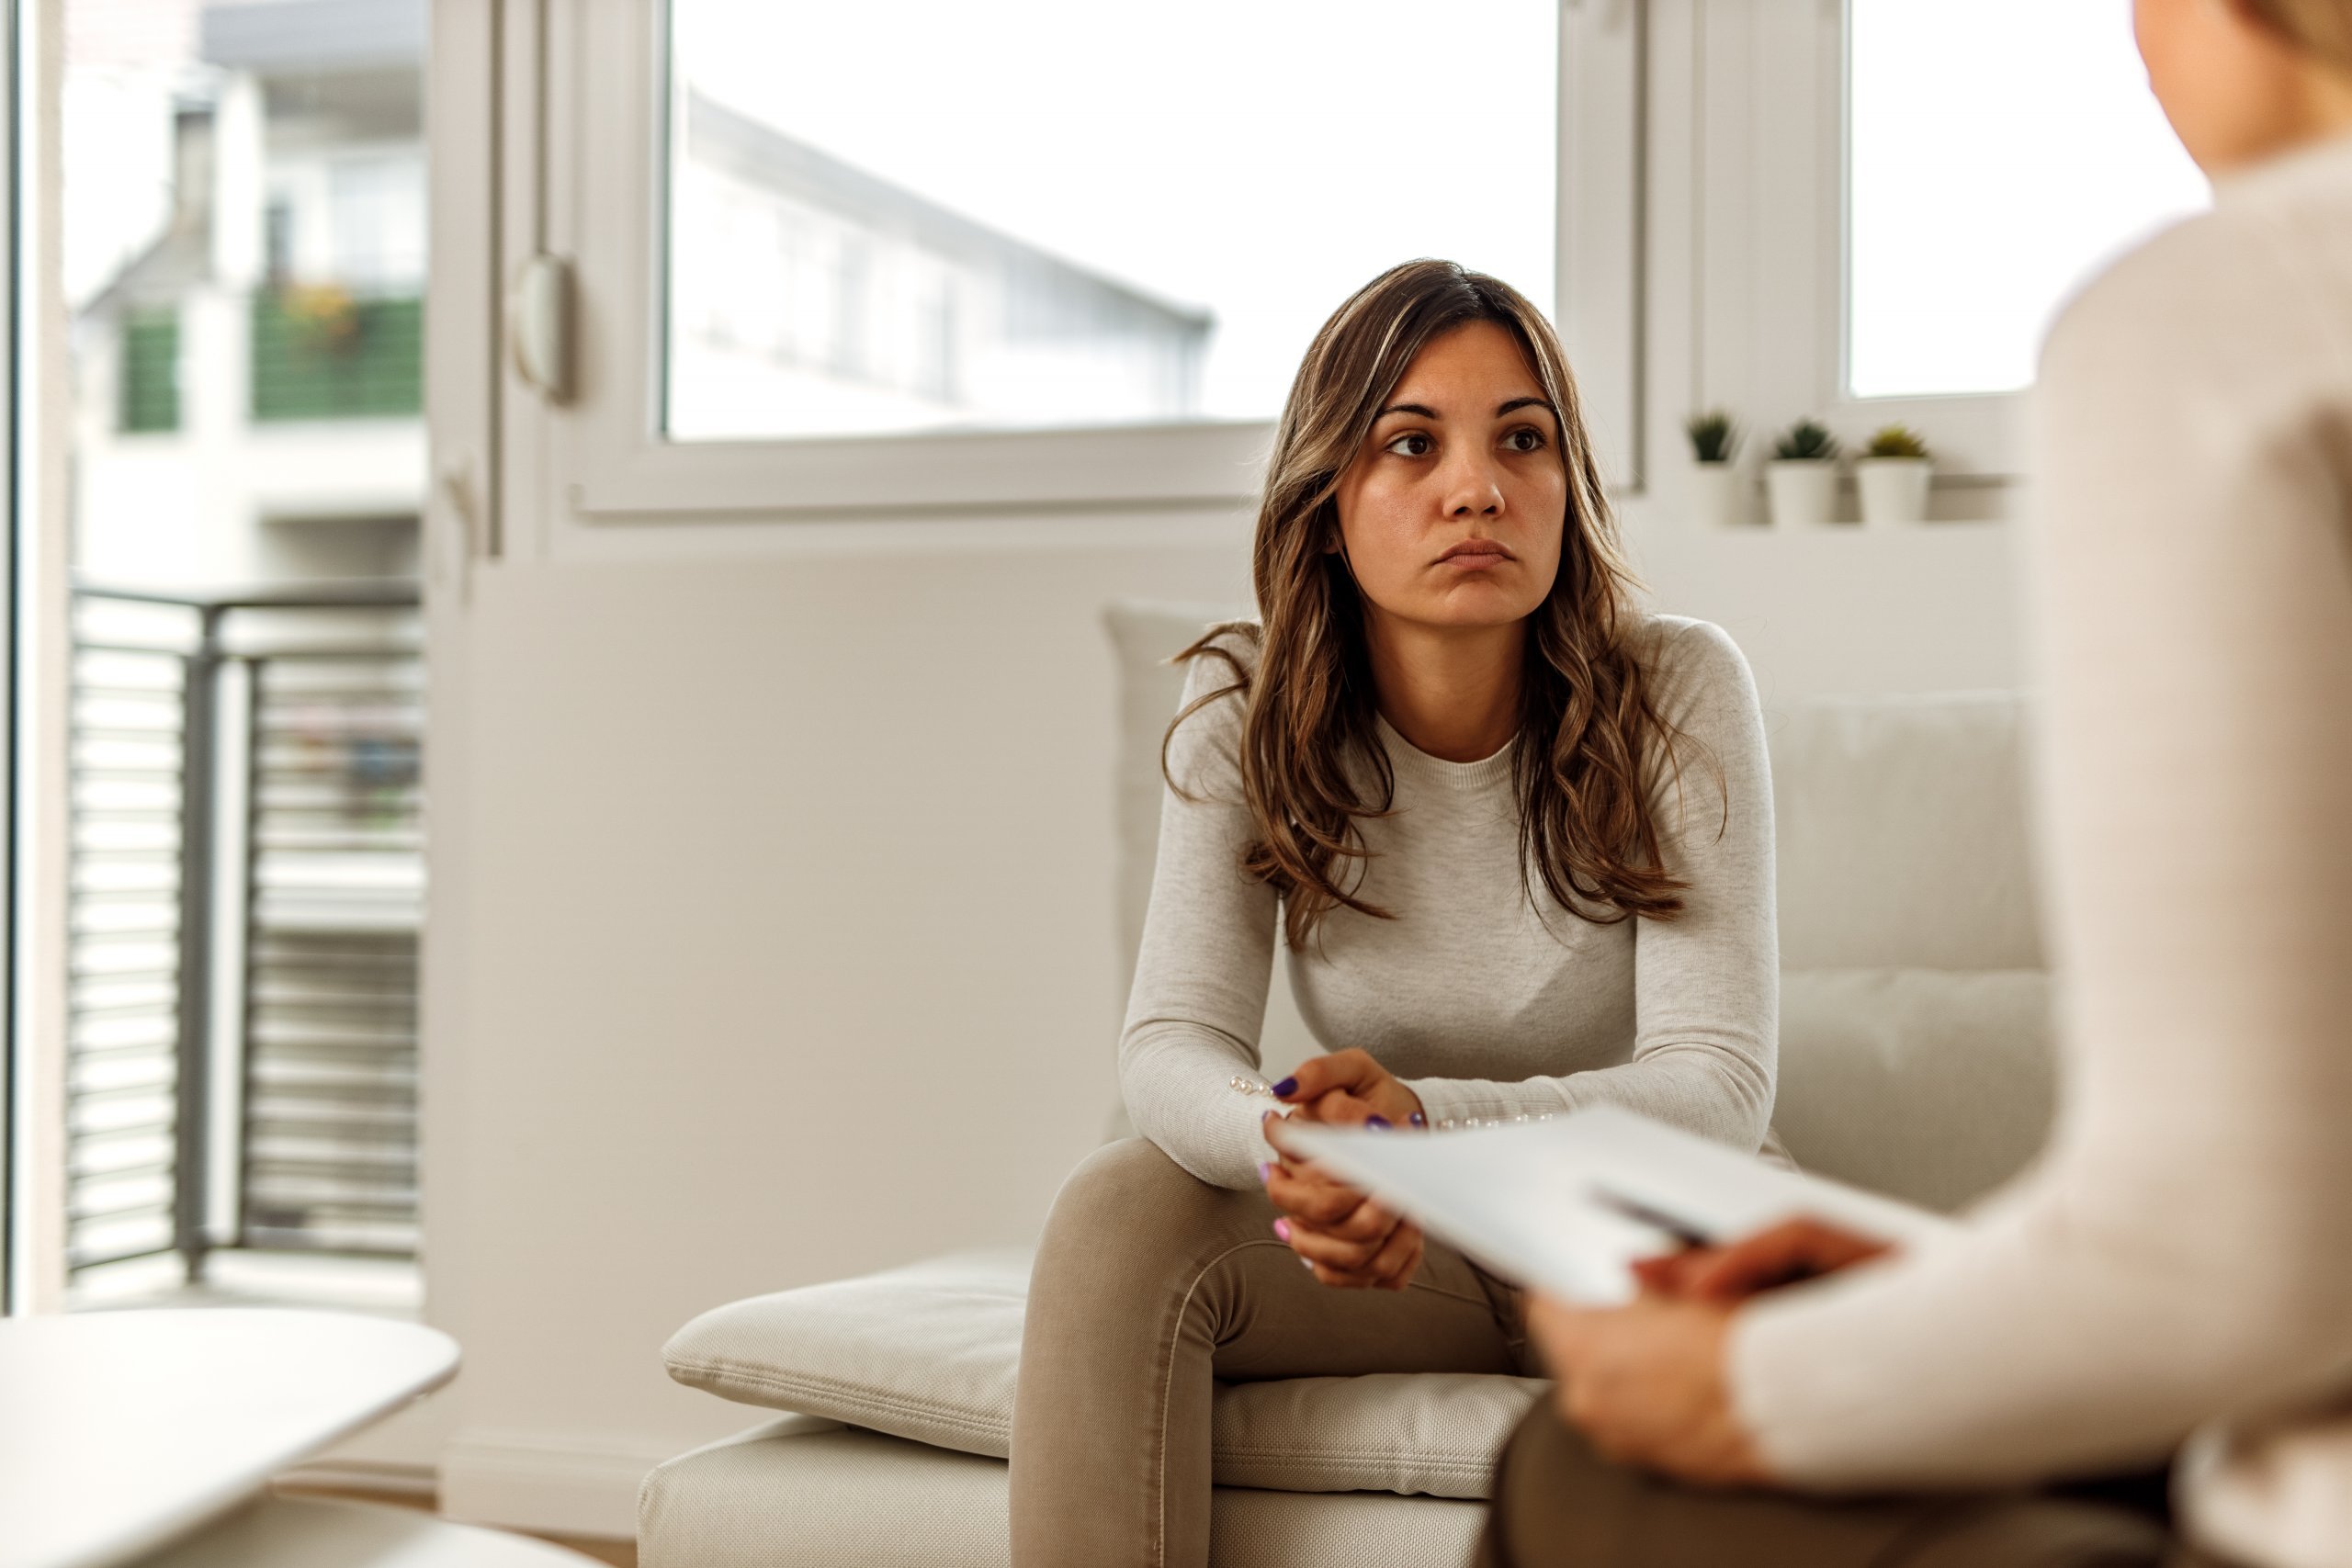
xmin=1329 ymin=320 xmax=1567 ymax=640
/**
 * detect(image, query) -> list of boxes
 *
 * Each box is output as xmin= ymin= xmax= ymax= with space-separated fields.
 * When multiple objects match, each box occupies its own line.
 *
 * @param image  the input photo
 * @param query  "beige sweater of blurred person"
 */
xmin=1730 ymin=134 xmax=2352 ymax=1568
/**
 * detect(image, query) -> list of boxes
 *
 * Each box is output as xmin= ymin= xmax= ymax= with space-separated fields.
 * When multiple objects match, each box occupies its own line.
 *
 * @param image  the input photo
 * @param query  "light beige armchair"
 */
xmin=638 ymin=603 xmax=2056 ymax=1567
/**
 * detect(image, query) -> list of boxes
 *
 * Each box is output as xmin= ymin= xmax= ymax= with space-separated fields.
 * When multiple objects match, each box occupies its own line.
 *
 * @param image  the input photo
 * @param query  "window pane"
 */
xmin=665 ymin=1 xmax=1557 ymax=441
xmin=1847 ymin=0 xmax=2210 ymax=400
xmin=60 ymin=0 xmax=428 ymax=1309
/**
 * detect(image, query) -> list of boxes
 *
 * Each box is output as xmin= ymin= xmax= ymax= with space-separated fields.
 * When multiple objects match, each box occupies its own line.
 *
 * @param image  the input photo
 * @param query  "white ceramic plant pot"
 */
xmin=1766 ymin=460 xmax=1840 ymax=527
xmin=1689 ymin=462 xmax=1747 ymax=526
xmin=1856 ymin=457 xmax=1933 ymax=525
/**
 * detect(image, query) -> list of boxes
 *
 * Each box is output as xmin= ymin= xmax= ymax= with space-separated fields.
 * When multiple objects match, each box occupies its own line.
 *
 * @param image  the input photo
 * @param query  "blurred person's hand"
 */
xmin=1261 ymin=1109 xmax=1424 ymax=1292
xmin=1525 ymin=1290 xmax=1765 ymax=1485
xmin=1528 ymin=1214 xmax=1896 ymax=1483
xmin=1630 ymin=1216 xmax=1894 ymax=1304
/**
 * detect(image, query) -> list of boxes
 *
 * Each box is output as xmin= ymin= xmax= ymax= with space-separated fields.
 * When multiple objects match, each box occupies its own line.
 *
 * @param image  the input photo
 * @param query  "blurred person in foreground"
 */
xmin=1482 ymin=3 xmax=2352 ymax=1565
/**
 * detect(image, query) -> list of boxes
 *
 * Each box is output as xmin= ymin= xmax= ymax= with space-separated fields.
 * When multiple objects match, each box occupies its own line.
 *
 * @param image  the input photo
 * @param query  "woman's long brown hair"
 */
xmin=1164 ymin=259 xmax=1713 ymax=952
xmin=2245 ymin=0 xmax=2352 ymax=72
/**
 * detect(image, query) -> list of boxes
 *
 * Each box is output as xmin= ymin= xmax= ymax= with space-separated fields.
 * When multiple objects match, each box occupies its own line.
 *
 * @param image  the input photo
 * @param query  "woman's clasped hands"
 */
xmin=1257 ymin=1049 xmax=1428 ymax=1292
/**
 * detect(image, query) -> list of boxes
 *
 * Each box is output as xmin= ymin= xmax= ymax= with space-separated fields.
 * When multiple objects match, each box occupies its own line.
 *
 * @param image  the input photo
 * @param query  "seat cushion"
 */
xmin=662 ymin=1248 xmax=1544 ymax=1499
xmin=1775 ymin=968 xmax=2058 ymax=1213
xmin=639 ymin=1415 xmax=1492 ymax=1568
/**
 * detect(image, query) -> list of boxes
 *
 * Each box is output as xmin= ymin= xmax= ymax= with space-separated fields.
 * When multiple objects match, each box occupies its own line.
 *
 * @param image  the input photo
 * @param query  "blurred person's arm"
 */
xmin=1726 ymin=205 xmax=2352 ymax=1490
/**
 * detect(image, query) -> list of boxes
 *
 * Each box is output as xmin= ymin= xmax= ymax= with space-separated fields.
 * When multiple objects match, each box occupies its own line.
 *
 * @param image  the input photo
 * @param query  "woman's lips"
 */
xmin=1437 ymin=543 xmax=1512 ymax=570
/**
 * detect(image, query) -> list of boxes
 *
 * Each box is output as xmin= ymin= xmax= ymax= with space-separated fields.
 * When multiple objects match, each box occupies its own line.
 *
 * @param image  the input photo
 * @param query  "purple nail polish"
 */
xmin=1272 ymin=1077 xmax=1298 ymax=1098
xmin=1272 ymin=1218 xmax=1293 ymax=1242
xmin=1366 ymin=1115 xmax=1393 ymax=1130
xmin=1408 ymin=1111 xmax=1428 ymax=1129
xmin=1257 ymin=1161 xmax=1272 ymax=1182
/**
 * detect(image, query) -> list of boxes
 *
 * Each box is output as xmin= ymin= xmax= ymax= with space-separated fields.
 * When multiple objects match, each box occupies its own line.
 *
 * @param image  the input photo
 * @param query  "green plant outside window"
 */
xmin=250 ymin=290 xmax=424 ymax=422
xmin=119 ymin=309 xmax=181 ymax=434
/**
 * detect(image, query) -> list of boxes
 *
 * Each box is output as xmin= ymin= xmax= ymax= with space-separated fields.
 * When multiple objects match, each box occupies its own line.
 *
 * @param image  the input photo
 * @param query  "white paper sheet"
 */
xmin=1280 ymin=1106 xmax=1953 ymax=1305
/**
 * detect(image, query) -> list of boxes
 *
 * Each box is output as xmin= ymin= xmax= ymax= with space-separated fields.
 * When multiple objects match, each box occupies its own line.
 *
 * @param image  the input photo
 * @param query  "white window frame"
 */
xmin=499 ymin=0 xmax=1629 ymax=530
xmin=491 ymin=0 xmax=2052 ymax=539
xmin=1575 ymin=0 xmax=2025 ymax=496
xmin=1683 ymin=1 xmax=2013 ymax=479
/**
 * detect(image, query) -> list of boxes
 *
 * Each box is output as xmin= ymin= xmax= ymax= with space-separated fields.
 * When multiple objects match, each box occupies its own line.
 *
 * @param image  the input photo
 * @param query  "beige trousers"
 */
xmin=1008 ymin=1137 xmax=1530 ymax=1568
xmin=1479 ymin=1401 xmax=2232 ymax=1568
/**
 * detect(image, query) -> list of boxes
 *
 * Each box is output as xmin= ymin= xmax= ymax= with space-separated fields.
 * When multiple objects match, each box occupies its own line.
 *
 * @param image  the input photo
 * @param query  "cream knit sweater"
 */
xmin=1119 ymin=615 xmax=1779 ymax=1193
xmin=1732 ymin=133 xmax=2352 ymax=1568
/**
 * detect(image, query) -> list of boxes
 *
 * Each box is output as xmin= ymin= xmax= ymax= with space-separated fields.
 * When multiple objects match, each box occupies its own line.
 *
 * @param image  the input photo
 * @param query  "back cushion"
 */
xmin=1112 ymin=612 xmax=2046 ymax=978
xmin=1102 ymin=604 xmax=1318 ymax=1139
xmin=1104 ymin=601 xmax=1242 ymax=1002
xmin=1774 ymin=968 xmax=2057 ymax=1212
xmin=1769 ymin=694 xmax=2044 ymax=971
xmin=1106 ymin=605 xmax=2055 ymax=1190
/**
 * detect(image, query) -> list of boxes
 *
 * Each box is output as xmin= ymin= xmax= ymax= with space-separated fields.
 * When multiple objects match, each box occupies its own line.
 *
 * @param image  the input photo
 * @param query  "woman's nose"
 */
xmin=1441 ymin=451 xmax=1506 ymax=517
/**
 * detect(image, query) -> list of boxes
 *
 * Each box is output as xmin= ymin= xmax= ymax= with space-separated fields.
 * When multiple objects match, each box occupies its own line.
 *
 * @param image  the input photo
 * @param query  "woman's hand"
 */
xmin=1269 ymin=1048 xmax=1427 ymax=1129
xmin=1261 ymin=1110 xmax=1424 ymax=1291
xmin=1524 ymin=1290 xmax=1767 ymax=1486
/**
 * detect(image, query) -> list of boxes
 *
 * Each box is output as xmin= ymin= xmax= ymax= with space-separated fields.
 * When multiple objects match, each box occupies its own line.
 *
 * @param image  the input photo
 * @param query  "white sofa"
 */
xmin=638 ymin=604 xmax=2055 ymax=1567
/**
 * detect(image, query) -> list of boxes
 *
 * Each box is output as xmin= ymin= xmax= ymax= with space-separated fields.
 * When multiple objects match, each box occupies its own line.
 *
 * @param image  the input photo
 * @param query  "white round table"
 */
xmin=136 ymin=1497 xmax=599 ymax=1567
xmin=0 ymin=1309 xmax=597 ymax=1568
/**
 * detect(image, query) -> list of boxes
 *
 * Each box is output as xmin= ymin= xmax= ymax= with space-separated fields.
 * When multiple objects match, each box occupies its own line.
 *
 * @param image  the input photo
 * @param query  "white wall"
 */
xmin=368 ymin=480 xmax=2023 ymax=1535
xmin=1629 ymin=497 xmax=2028 ymax=710
xmin=409 ymin=515 xmax=1262 ymax=1530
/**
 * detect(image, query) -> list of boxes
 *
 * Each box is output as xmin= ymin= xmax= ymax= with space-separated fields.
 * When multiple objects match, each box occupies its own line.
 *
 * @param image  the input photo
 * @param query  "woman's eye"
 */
xmin=1385 ymin=432 xmax=1433 ymax=457
xmin=1503 ymin=427 xmax=1548 ymax=453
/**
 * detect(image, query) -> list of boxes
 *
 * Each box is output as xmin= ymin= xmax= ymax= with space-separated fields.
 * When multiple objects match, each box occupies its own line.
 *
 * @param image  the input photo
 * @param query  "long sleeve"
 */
xmin=1117 ymin=638 xmax=1285 ymax=1190
xmin=1403 ymin=621 xmax=1780 ymax=1153
xmin=1728 ymin=198 xmax=2352 ymax=1490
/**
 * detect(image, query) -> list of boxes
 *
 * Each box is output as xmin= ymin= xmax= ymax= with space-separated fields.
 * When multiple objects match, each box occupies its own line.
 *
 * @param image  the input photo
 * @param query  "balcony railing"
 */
xmin=249 ymin=288 xmax=424 ymax=422
xmin=67 ymin=582 xmax=424 ymax=1280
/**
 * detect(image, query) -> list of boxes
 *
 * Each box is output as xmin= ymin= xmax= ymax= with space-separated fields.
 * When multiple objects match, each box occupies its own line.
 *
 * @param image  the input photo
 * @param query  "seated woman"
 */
xmin=1484 ymin=4 xmax=2352 ymax=1566
xmin=1006 ymin=258 xmax=1781 ymax=1568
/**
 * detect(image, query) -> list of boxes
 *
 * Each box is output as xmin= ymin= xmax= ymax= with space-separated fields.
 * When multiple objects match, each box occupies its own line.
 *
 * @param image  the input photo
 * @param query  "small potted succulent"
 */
xmin=1767 ymin=419 xmax=1842 ymax=527
xmin=1683 ymin=411 xmax=1746 ymax=526
xmin=1857 ymin=424 xmax=1934 ymax=525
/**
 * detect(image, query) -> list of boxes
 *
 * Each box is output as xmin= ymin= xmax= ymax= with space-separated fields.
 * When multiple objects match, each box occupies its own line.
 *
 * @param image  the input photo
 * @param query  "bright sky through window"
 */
xmin=667 ymin=0 xmax=1556 ymax=440
xmin=1848 ymin=0 xmax=2211 ymax=400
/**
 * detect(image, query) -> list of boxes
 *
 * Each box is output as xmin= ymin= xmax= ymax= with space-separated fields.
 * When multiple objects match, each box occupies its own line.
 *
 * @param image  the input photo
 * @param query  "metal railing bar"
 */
xmin=240 ymin=1115 xmax=415 ymax=1135
xmin=65 ymin=1250 xmax=182 ymax=1279
xmin=218 ymin=1237 xmax=417 ymax=1259
xmin=63 ymin=1122 xmax=182 ymax=1145
xmin=65 ymin=1201 xmax=176 ymax=1227
xmin=70 ymin=584 xmax=425 ymax=1280
xmin=67 ymin=1163 xmax=174 ymax=1185
xmin=73 ymin=642 xmax=198 ymax=660
xmin=232 ymin=648 xmax=425 ymax=663
xmin=74 ymin=579 xmax=422 ymax=612
xmin=66 ymin=1088 xmax=175 ymax=1108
